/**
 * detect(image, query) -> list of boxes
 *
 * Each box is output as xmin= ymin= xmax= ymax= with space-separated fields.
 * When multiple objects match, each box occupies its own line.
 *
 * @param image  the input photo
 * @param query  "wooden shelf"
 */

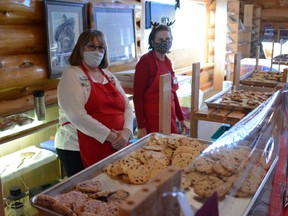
xmin=250 ymin=5 xmax=262 ymax=57
xmin=225 ymin=2 xmax=261 ymax=78
xmin=207 ymin=1 xmax=215 ymax=64
xmin=0 ymin=119 xmax=59 ymax=145
xmin=225 ymin=1 xmax=253 ymax=79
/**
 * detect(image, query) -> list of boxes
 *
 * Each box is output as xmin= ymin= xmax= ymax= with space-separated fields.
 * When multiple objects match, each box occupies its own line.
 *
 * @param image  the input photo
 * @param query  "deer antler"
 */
xmin=151 ymin=21 xmax=160 ymax=28
xmin=167 ymin=20 xmax=176 ymax=26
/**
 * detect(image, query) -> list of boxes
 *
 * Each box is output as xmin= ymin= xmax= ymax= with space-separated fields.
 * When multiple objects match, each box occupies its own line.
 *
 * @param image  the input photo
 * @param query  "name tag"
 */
xmin=173 ymin=77 xmax=178 ymax=85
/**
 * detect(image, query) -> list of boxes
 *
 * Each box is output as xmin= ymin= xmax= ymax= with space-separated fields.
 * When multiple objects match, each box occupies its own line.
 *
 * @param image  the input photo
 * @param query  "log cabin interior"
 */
xmin=0 ymin=0 xmax=288 ymax=215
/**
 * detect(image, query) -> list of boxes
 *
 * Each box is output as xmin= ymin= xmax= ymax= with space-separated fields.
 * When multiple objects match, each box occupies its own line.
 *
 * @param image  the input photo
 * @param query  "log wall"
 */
xmin=0 ymin=0 xmax=55 ymax=117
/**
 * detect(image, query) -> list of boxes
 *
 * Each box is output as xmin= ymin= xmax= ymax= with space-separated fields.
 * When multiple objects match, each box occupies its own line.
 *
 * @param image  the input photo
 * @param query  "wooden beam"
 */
xmin=159 ymin=74 xmax=171 ymax=134
xmin=0 ymin=0 xmax=43 ymax=24
xmin=262 ymin=8 xmax=288 ymax=22
xmin=0 ymin=178 xmax=4 ymax=216
xmin=0 ymin=89 xmax=57 ymax=117
xmin=214 ymin=0 xmax=227 ymax=90
xmin=233 ymin=52 xmax=241 ymax=86
xmin=190 ymin=62 xmax=201 ymax=138
xmin=283 ymin=68 xmax=288 ymax=83
xmin=255 ymin=45 xmax=260 ymax=71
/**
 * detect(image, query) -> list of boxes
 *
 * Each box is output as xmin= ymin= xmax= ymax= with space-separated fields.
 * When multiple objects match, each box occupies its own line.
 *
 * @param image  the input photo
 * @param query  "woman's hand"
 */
xmin=179 ymin=120 xmax=189 ymax=135
xmin=109 ymin=128 xmax=131 ymax=150
xmin=137 ymin=128 xmax=147 ymax=139
xmin=106 ymin=130 xmax=119 ymax=144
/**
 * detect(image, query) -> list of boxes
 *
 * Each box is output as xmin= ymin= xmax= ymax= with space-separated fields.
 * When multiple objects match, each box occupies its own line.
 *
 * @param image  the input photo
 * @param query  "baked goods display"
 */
xmin=34 ymin=179 xmax=130 ymax=216
xmin=104 ymin=134 xmax=209 ymax=185
xmin=273 ymin=54 xmax=288 ymax=64
xmin=182 ymin=146 xmax=270 ymax=200
xmin=31 ymin=133 xmax=277 ymax=215
xmin=207 ymin=88 xmax=273 ymax=109
xmin=240 ymin=71 xmax=284 ymax=88
xmin=220 ymin=89 xmax=272 ymax=108
xmin=0 ymin=114 xmax=34 ymax=131
xmin=243 ymin=71 xmax=283 ymax=83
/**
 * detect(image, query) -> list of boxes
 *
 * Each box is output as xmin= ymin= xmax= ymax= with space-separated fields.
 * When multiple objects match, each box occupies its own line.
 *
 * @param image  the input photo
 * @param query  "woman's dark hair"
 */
xmin=148 ymin=24 xmax=173 ymax=50
xmin=69 ymin=29 xmax=109 ymax=68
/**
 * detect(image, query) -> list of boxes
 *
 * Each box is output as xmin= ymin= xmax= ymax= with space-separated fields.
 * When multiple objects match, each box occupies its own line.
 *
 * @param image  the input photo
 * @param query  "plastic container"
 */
xmin=176 ymin=75 xmax=203 ymax=120
xmin=32 ymin=90 xmax=46 ymax=121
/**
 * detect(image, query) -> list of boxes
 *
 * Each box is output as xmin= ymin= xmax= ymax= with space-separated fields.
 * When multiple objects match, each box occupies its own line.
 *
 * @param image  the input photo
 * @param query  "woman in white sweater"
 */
xmin=55 ymin=29 xmax=134 ymax=177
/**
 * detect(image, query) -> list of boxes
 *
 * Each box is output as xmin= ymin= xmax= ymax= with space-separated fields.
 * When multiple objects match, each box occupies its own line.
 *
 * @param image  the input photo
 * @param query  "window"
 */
xmin=172 ymin=1 xmax=207 ymax=63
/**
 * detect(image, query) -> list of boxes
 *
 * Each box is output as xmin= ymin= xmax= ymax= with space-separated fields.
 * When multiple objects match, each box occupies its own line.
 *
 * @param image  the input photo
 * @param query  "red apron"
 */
xmin=144 ymin=59 xmax=178 ymax=134
xmin=78 ymin=64 xmax=126 ymax=167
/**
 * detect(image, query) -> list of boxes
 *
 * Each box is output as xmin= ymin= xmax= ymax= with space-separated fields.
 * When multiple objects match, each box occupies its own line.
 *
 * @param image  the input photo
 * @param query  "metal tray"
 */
xmin=205 ymin=85 xmax=275 ymax=111
xmin=240 ymin=70 xmax=284 ymax=87
xmin=31 ymin=133 xmax=278 ymax=216
xmin=30 ymin=133 xmax=211 ymax=216
xmin=272 ymin=60 xmax=288 ymax=66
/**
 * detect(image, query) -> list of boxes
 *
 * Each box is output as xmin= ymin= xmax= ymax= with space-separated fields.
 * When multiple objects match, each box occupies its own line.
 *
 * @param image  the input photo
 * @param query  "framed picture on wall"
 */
xmin=277 ymin=29 xmax=288 ymax=43
xmin=89 ymin=3 xmax=137 ymax=66
xmin=44 ymin=0 xmax=88 ymax=79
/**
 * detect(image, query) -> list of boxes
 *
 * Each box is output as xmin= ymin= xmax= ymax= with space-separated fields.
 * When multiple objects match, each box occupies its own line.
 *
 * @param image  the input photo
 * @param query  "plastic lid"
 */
xmin=7 ymin=186 xmax=26 ymax=201
xmin=32 ymin=90 xmax=45 ymax=97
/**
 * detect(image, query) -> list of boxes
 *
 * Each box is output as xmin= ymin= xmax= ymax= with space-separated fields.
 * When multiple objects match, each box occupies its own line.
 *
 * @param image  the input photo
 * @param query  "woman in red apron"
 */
xmin=78 ymin=63 xmax=128 ymax=167
xmin=55 ymin=30 xmax=134 ymax=171
xmin=133 ymin=23 xmax=188 ymax=138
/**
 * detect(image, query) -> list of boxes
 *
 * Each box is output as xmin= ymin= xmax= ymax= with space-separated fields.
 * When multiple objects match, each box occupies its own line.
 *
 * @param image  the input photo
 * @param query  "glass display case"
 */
xmin=30 ymin=85 xmax=288 ymax=215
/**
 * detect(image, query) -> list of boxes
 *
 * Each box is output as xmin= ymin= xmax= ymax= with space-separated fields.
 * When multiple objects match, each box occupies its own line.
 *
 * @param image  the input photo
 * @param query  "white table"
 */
xmin=0 ymin=146 xmax=58 ymax=183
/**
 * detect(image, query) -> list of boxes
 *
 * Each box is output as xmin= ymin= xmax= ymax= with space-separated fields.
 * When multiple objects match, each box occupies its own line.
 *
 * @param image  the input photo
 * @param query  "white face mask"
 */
xmin=83 ymin=50 xmax=104 ymax=68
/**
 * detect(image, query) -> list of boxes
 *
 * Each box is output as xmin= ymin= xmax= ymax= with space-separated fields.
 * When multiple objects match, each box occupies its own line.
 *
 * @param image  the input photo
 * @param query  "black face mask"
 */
xmin=153 ymin=40 xmax=172 ymax=54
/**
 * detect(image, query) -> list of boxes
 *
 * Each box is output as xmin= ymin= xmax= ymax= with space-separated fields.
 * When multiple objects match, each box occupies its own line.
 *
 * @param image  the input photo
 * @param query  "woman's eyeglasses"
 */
xmin=85 ymin=43 xmax=106 ymax=53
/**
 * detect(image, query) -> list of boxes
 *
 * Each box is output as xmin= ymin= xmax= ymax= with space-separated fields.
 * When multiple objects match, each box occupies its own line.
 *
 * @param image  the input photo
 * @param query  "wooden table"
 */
xmin=190 ymin=58 xmax=247 ymax=138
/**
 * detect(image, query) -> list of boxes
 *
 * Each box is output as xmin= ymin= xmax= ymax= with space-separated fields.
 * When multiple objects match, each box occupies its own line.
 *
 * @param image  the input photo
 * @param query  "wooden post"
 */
xmin=213 ymin=0 xmax=228 ymax=90
xmin=283 ymin=68 xmax=288 ymax=83
xmin=119 ymin=185 xmax=158 ymax=216
xmin=119 ymin=167 xmax=181 ymax=216
xmin=233 ymin=52 xmax=241 ymax=86
xmin=190 ymin=63 xmax=200 ymax=138
xmin=159 ymin=74 xmax=171 ymax=134
xmin=0 ymin=178 xmax=5 ymax=216
xmin=278 ymin=39 xmax=284 ymax=72
xmin=255 ymin=45 xmax=260 ymax=71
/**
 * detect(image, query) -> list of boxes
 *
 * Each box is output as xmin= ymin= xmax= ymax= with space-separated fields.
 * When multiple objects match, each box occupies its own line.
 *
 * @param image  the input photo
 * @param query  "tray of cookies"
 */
xmin=182 ymin=143 xmax=278 ymax=215
xmin=240 ymin=70 xmax=285 ymax=87
xmin=205 ymin=85 xmax=275 ymax=111
xmin=30 ymin=133 xmax=211 ymax=216
xmin=0 ymin=114 xmax=34 ymax=132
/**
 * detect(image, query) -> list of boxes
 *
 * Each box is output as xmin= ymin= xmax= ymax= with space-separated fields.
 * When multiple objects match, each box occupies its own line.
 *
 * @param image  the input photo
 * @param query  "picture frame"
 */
xmin=145 ymin=1 xmax=176 ymax=29
xmin=89 ymin=3 xmax=137 ymax=66
xmin=277 ymin=29 xmax=288 ymax=43
xmin=44 ymin=0 xmax=88 ymax=79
